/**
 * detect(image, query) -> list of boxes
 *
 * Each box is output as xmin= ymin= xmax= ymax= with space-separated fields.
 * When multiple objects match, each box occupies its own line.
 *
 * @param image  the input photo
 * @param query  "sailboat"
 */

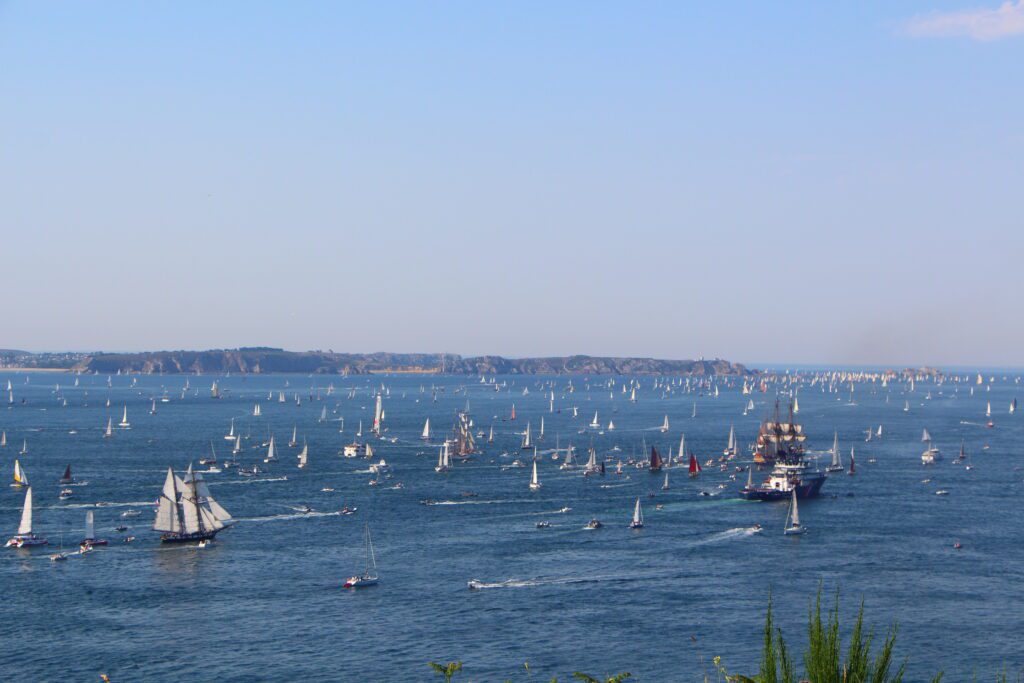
xmin=847 ymin=448 xmax=856 ymax=476
xmin=11 ymin=460 xmax=27 ymax=488
xmin=153 ymin=465 xmax=233 ymax=543
xmin=661 ymin=471 xmax=670 ymax=491
xmin=264 ymin=435 xmax=278 ymax=463
xmin=288 ymin=426 xmax=298 ymax=448
xmin=793 ymin=396 xmax=800 ymax=414
xmin=118 ymin=405 xmax=131 ymax=428
xmin=0 ymin=431 xmax=5 ymax=447
xmin=629 ymin=497 xmax=644 ymax=529
xmin=488 ymin=425 xmax=494 ymax=443
xmin=150 ymin=399 xmax=157 ymax=415
xmin=253 ymin=403 xmax=261 ymax=417
xmin=921 ymin=428 xmax=941 ymax=464
xmin=81 ymin=510 xmax=108 ymax=547
xmin=589 ymin=411 xmax=600 ymax=428
xmin=200 ymin=441 xmax=218 ymax=467
xmin=723 ymin=424 xmax=736 ymax=456
xmin=529 ymin=460 xmax=542 ymax=490
xmin=224 ymin=418 xmax=236 ymax=441
xmin=660 ymin=415 xmax=669 ymax=433
xmin=59 ymin=465 xmax=73 ymax=485
xmin=522 ymin=422 xmax=533 ymax=450
xmin=688 ymin=453 xmax=701 ymax=478
xmin=435 ymin=442 xmax=451 ymax=473
xmin=1011 ymin=398 xmax=1018 ymax=415
xmin=826 ymin=432 xmax=844 ymax=472
xmin=343 ymin=525 xmax=379 ymax=588
xmin=19 ymin=439 xmax=27 ymax=456
xmin=903 ymin=400 xmax=910 ymax=413
xmin=297 ymin=440 xmax=308 ymax=469
xmin=5 ymin=487 xmax=47 ymax=547
xmin=421 ymin=419 xmax=431 ymax=440
xmin=649 ymin=445 xmax=663 ymax=472
xmin=783 ymin=489 xmax=805 ymax=535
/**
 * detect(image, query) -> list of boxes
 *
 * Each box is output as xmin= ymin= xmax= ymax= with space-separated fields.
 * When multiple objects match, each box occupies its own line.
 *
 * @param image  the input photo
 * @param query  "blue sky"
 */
xmin=1 ymin=2 xmax=1021 ymax=366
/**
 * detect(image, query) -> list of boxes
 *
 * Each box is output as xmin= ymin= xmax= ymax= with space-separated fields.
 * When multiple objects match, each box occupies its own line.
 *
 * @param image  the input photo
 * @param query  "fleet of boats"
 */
xmin=3 ymin=367 xmax=1016 ymax=587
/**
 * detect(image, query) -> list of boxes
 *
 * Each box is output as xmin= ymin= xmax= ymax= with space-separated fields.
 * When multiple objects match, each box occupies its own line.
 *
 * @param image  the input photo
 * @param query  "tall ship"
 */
xmin=153 ymin=465 xmax=234 ymax=543
xmin=753 ymin=400 xmax=808 ymax=465
xmin=742 ymin=400 xmax=826 ymax=501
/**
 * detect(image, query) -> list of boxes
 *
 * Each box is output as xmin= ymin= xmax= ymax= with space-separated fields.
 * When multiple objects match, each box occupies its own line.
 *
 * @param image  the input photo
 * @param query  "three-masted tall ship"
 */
xmin=153 ymin=465 xmax=234 ymax=543
xmin=752 ymin=400 xmax=807 ymax=465
xmin=743 ymin=400 xmax=826 ymax=501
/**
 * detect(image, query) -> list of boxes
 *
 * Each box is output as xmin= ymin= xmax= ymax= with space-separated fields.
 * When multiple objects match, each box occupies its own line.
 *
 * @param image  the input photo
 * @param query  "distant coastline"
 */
xmin=0 ymin=348 xmax=751 ymax=376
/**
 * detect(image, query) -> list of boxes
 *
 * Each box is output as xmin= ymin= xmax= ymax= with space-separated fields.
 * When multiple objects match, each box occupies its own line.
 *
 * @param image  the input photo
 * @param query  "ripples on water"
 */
xmin=1 ymin=372 xmax=1022 ymax=680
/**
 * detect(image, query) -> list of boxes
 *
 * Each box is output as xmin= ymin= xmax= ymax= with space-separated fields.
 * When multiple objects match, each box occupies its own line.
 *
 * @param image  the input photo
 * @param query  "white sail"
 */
xmin=297 ymin=441 xmax=308 ymax=468
xmin=13 ymin=459 xmax=26 ymax=485
xmin=661 ymin=415 xmax=669 ymax=432
xmin=154 ymin=468 xmax=182 ymax=533
xmin=921 ymin=428 xmax=931 ymax=443
xmin=17 ymin=487 xmax=33 ymax=535
xmin=119 ymin=405 xmax=130 ymax=427
xmin=789 ymin=489 xmax=800 ymax=527
xmin=372 ymin=394 xmax=383 ymax=435
xmin=422 ymin=419 xmax=431 ymax=439
xmin=523 ymin=422 xmax=532 ymax=448
xmin=632 ymin=498 xmax=643 ymax=525
xmin=85 ymin=510 xmax=95 ymax=540
xmin=265 ymin=435 xmax=277 ymax=462
xmin=590 ymin=411 xmax=599 ymax=428
xmin=253 ymin=403 xmax=261 ymax=417
xmin=529 ymin=460 xmax=540 ymax=489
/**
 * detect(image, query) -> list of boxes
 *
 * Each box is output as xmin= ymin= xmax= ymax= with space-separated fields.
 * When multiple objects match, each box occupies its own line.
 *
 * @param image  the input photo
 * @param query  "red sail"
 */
xmin=688 ymin=453 xmax=701 ymax=476
xmin=510 ymin=404 xmax=516 ymax=421
xmin=61 ymin=464 xmax=72 ymax=482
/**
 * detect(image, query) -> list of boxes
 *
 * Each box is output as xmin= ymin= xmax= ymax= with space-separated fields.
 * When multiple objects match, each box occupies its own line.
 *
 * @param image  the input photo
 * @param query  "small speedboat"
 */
xmin=585 ymin=519 xmax=603 ymax=530
xmin=535 ymin=521 xmax=551 ymax=529
xmin=197 ymin=539 xmax=212 ymax=548
xmin=59 ymin=489 xmax=74 ymax=500
xmin=121 ymin=509 xmax=141 ymax=518
xmin=953 ymin=541 xmax=963 ymax=550
xmin=50 ymin=552 xmax=69 ymax=562
xmin=114 ymin=524 xmax=128 ymax=532
xmin=340 ymin=507 xmax=357 ymax=515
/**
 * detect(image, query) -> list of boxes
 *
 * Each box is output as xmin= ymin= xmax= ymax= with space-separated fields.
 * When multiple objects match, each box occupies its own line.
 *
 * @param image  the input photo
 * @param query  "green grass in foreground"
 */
xmin=429 ymin=587 xmax=1021 ymax=682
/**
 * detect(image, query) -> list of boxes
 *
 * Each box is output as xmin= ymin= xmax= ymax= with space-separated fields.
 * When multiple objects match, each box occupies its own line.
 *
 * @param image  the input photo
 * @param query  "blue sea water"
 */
xmin=0 ymin=372 xmax=1021 ymax=681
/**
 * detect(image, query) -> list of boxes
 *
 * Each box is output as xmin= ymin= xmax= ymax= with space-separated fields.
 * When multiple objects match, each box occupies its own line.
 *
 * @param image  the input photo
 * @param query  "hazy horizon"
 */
xmin=3 ymin=2 xmax=1022 ymax=367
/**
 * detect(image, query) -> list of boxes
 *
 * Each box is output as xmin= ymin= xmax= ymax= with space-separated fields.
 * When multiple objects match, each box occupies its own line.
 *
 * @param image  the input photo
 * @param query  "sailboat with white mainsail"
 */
xmin=783 ymin=489 xmax=805 ymax=535
xmin=153 ymin=465 xmax=233 ymax=543
xmin=660 ymin=415 xmax=669 ymax=433
xmin=103 ymin=417 xmax=114 ymax=439
xmin=629 ymin=497 xmax=644 ymax=529
xmin=80 ymin=510 xmax=108 ymax=547
xmin=723 ymin=424 xmax=736 ymax=457
xmin=435 ymin=442 xmax=451 ymax=473
xmin=826 ymin=431 xmax=844 ymax=472
xmin=421 ymin=419 xmax=431 ymax=440
xmin=5 ymin=487 xmax=47 ymax=547
xmin=118 ymin=405 xmax=131 ymax=428
xmin=264 ymin=435 xmax=278 ymax=463
xmin=343 ymin=524 xmax=379 ymax=588
xmin=297 ymin=440 xmax=308 ymax=469
xmin=529 ymin=460 xmax=542 ymax=490
xmin=11 ymin=460 xmax=27 ymax=488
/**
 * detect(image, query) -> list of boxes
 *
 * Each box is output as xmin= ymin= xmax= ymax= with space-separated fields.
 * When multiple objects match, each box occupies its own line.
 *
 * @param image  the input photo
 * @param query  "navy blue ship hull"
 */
xmin=740 ymin=475 xmax=826 ymax=501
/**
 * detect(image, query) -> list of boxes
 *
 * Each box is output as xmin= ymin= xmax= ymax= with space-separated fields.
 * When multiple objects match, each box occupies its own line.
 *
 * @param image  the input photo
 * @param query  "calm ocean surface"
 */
xmin=1 ymin=372 xmax=1021 ymax=681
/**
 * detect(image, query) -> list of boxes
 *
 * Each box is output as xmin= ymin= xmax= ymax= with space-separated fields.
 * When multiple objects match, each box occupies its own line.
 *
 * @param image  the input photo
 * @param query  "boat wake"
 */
xmin=237 ymin=510 xmax=355 ymax=523
xmin=429 ymin=499 xmax=536 ymax=506
xmin=213 ymin=476 xmax=289 ymax=486
xmin=690 ymin=526 xmax=762 ymax=546
xmin=56 ymin=500 xmax=153 ymax=510
xmin=467 ymin=573 xmax=644 ymax=590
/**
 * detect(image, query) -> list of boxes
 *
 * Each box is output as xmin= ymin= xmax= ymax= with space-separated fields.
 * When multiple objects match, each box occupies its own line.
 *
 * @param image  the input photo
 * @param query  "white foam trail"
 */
xmin=211 ymin=476 xmax=289 ymax=486
xmin=690 ymin=526 xmax=762 ymax=546
xmin=236 ymin=510 xmax=352 ymax=523
xmin=55 ymin=501 xmax=154 ymax=510
xmin=430 ymin=499 xmax=537 ymax=506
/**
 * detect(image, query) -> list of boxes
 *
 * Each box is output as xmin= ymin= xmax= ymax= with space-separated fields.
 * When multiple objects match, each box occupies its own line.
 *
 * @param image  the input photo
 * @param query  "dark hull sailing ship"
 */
xmin=742 ymin=400 xmax=826 ymax=501
xmin=154 ymin=465 xmax=234 ymax=543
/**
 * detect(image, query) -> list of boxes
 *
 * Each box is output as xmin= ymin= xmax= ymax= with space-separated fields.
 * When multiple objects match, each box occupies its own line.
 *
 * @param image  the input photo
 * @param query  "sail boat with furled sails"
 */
xmin=153 ymin=465 xmax=233 ymax=544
